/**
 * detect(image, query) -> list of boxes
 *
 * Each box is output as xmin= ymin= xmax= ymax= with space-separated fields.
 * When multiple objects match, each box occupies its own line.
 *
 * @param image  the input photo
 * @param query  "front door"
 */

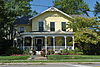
xmin=36 ymin=38 xmax=43 ymax=51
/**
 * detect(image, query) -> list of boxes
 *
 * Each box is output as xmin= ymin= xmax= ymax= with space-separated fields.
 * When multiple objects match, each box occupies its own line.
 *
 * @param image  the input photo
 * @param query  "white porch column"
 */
xmin=53 ymin=36 xmax=55 ymax=52
xmin=64 ymin=36 xmax=67 ymax=49
xmin=22 ymin=37 xmax=25 ymax=50
xmin=45 ymin=36 xmax=47 ymax=55
xmin=72 ymin=36 xmax=75 ymax=50
xmin=31 ymin=37 xmax=34 ymax=50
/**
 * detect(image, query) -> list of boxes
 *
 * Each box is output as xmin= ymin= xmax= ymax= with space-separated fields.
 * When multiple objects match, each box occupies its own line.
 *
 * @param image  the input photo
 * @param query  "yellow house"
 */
xmin=15 ymin=7 xmax=74 ymax=54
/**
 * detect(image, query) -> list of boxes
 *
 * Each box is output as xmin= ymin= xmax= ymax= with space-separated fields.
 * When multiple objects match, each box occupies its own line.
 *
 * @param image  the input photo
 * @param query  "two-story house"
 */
xmin=15 ymin=7 xmax=75 ymax=54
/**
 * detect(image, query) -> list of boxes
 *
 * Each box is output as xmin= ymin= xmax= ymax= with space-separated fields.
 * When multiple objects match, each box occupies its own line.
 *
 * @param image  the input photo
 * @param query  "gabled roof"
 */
xmin=29 ymin=7 xmax=73 ymax=20
xmin=14 ymin=16 xmax=31 ymax=24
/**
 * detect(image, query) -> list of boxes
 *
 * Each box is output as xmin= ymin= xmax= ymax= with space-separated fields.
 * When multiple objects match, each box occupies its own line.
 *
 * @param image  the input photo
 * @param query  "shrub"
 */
xmin=69 ymin=48 xmax=83 ymax=55
xmin=5 ymin=47 xmax=23 ymax=56
xmin=47 ymin=50 xmax=54 ymax=55
xmin=23 ymin=49 xmax=30 ymax=55
xmin=57 ymin=48 xmax=83 ymax=55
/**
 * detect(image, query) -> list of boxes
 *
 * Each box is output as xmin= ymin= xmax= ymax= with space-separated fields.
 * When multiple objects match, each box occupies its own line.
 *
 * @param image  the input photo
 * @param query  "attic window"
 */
xmin=19 ymin=27 xmax=25 ymax=33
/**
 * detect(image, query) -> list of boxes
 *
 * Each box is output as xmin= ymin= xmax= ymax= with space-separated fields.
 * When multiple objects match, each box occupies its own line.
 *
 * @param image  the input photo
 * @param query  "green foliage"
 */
xmin=23 ymin=49 xmax=30 ymax=55
xmin=60 ymin=48 xmax=83 ymax=55
xmin=67 ymin=16 xmax=100 ymax=55
xmin=68 ymin=17 xmax=98 ymax=31
xmin=69 ymin=48 xmax=83 ymax=55
xmin=0 ymin=0 xmax=35 ymax=41
xmin=60 ymin=49 xmax=69 ymax=54
xmin=47 ymin=50 xmax=54 ymax=55
xmin=94 ymin=1 xmax=100 ymax=16
xmin=53 ymin=0 xmax=89 ymax=16
xmin=5 ymin=47 xmax=23 ymax=56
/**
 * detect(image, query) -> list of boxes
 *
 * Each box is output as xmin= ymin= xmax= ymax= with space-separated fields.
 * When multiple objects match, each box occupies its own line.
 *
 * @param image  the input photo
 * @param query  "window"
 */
xmin=39 ymin=21 xmax=44 ymax=31
xmin=19 ymin=27 xmax=25 ymax=33
xmin=50 ymin=22 xmax=55 ymax=31
xmin=62 ymin=22 xmax=66 ymax=31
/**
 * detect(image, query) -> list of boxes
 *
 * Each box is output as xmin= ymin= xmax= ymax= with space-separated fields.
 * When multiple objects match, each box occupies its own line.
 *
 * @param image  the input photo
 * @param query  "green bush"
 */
xmin=59 ymin=48 xmax=83 ymax=55
xmin=47 ymin=50 xmax=54 ymax=55
xmin=23 ymin=49 xmax=30 ymax=55
xmin=5 ymin=47 xmax=23 ymax=55
xmin=69 ymin=48 xmax=83 ymax=55
xmin=60 ymin=49 xmax=69 ymax=54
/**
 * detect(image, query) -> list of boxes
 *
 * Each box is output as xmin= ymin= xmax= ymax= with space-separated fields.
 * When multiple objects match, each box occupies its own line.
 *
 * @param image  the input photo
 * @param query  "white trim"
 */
xmin=29 ymin=7 xmax=73 ymax=20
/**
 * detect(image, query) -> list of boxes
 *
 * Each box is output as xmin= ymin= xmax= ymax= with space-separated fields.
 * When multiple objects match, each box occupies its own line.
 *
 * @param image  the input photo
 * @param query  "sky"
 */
xmin=31 ymin=0 xmax=100 ymax=17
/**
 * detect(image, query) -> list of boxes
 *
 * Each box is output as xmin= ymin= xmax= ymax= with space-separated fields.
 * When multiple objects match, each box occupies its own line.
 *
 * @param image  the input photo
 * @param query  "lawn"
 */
xmin=0 ymin=56 xmax=29 ymax=60
xmin=0 ymin=55 xmax=100 ymax=63
xmin=47 ymin=55 xmax=100 ymax=60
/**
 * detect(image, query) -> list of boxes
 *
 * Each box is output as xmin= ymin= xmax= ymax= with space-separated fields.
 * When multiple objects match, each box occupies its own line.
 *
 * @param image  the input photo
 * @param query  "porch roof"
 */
xmin=20 ymin=31 xmax=74 ymax=37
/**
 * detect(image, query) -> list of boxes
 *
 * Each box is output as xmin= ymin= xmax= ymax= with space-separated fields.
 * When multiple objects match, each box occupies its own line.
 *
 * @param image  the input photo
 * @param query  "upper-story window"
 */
xmin=50 ymin=22 xmax=55 ymax=31
xmin=62 ymin=22 xmax=66 ymax=31
xmin=19 ymin=27 xmax=25 ymax=33
xmin=39 ymin=21 xmax=44 ymax=31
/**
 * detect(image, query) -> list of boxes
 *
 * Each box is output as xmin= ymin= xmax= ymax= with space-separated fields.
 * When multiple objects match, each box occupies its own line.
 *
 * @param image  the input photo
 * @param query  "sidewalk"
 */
xmin=0 ymin=62 xmax=100 ymax=65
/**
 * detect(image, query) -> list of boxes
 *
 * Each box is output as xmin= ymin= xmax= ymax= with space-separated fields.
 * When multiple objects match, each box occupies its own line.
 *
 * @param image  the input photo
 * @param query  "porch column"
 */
xmin=72 ymin=36 xmax=75 ymax=50
xmin=31 ymin=36 xmax=34 ymax=50
xmin=22 ymin=37 xmax=25 ymax=50
xmin=53 ymin=36 xmax=55 ymax=52
xmin=45 ymin=36 xmax=47 ymax=55
xmin=64 ymin=36 xmax=67 ymax=49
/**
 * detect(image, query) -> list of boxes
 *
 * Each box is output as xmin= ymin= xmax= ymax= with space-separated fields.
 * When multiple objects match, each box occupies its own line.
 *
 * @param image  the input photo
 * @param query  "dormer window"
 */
xmin=62 ymin=22 xmax=66 ymax=31
xmin=39 ymin=21 xmax=44 ymax=32
xmin=19 ymin=27 xmax=25 ymax=33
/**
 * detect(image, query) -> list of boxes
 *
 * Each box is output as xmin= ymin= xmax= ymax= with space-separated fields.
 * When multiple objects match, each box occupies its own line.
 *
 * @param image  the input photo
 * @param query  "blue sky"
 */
xmin=31 ymin=0 xmax=100 ymax=17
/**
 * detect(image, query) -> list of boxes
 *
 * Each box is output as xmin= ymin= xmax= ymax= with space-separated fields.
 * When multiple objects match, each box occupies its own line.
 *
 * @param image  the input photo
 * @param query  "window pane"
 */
xmin=50 ymin=22 xmax=55 ymax=31
xmin=19 ymin=27 xmax=24 ymax=33
xmin=39 ymin=22 xmax=44 ymax=31
xmin=62 ymin=22 xmax=66 ymax=31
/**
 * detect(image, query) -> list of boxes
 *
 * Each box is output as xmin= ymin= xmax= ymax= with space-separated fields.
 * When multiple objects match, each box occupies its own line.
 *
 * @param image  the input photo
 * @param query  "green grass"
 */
xmin=47 ymin=55 xmax=100 ymax=60
xmin=0 ymin=56 xmax=29 ymax=60
xmin=0 ymin=55 xmax=100 ymax=63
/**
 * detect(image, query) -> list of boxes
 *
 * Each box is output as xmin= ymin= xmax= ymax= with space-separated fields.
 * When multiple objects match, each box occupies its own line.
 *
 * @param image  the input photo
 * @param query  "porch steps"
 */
xmin=33 ymin=55 xmax=47 ymax=60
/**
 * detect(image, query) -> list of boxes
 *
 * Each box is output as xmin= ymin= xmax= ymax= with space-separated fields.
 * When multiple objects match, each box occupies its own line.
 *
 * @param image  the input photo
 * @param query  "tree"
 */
xmin=68 ymin=17 xmax=98 ymax=31
xmin=94 ymin=1 xmax=100 ymax=32
xmin=94 ymin=1 xmax=100 ymax=16
xmin=0 ymin=0 xmax=33 ymax=41
xmin=68 ymin=17 xmax=100 ymax=55
xmin=53 ymin=0 xmax=90 ymax=16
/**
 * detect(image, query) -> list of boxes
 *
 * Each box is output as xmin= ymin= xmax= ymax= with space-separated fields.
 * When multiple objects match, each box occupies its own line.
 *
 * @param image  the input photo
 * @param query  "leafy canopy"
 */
xmin=53 ymin=0 xmax=90 ymax=16
xmin=0 ymin=0 xmax=33 ymax=40
xmin=94 ymin=1 xmax=100 ymax=16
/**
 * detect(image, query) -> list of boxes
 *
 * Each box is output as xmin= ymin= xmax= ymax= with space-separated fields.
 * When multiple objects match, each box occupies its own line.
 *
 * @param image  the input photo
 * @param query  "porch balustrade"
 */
xmin=23 ymin=46 xmax=73 ymax=51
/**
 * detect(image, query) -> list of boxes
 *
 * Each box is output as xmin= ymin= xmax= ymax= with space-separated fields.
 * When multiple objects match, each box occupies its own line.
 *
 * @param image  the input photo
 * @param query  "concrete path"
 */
xmin=28 ymin=55 xmax=47 ymax=60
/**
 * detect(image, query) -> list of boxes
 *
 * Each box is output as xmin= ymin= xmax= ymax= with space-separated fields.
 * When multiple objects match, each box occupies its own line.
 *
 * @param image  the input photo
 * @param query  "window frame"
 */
xmin=61 ymin=22 xmax=66 ymax=31
xmin=19 ymin=27 xmax=25 ymax=33
xmin=38 ymin=21 xmax=44 ymax=32
xmin=50 ymin=22 xmax=55 ymax=31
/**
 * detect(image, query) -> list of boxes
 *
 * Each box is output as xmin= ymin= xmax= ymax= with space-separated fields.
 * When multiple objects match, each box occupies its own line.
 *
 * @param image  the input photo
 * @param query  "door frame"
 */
xmin=36 ymin=38 xmax=43 ymax=44
xmin=35 ymin=38 xmax=44 ymax=51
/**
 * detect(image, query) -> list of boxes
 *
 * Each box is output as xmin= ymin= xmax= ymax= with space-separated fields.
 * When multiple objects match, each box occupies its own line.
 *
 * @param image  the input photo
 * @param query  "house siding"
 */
xmin=31 ymin=11 xmax=73 ymax=32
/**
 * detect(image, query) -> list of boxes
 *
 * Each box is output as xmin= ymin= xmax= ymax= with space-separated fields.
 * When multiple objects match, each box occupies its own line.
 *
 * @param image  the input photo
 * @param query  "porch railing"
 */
xmin=23 ymin=46 xmax=73 ymax=51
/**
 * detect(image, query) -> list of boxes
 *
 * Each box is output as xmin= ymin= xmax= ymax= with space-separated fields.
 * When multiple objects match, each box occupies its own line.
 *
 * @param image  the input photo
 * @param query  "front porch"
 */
xmin=16 ymin=31 xmax=75 ymax=54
